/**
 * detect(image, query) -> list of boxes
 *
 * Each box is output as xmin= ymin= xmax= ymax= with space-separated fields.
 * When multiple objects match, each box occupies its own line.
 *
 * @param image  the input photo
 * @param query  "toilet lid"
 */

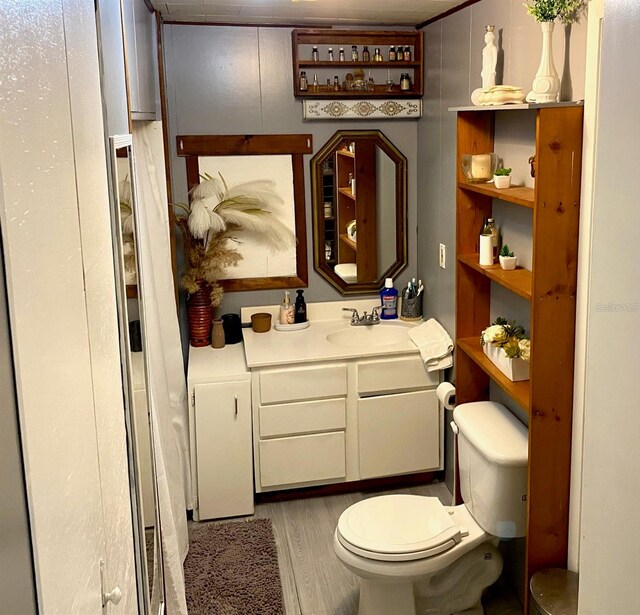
xmin=337 ymin=495 xmax=461 ymax=562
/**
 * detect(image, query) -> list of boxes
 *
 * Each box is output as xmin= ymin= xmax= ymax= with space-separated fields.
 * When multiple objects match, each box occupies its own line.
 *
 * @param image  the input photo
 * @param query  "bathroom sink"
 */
xmin=325 ymin=323 xmax=412 ymax=349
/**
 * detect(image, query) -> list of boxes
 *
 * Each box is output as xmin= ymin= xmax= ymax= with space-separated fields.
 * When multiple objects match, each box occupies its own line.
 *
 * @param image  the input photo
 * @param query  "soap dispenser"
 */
xmin=279 ymin=291 xmax=294 ymax=325
xmin=294 ymin=289 xmax=307 ymax=323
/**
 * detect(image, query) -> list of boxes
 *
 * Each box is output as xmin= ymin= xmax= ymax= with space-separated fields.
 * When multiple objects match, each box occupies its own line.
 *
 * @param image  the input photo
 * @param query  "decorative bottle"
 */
xmin=328 ymin=47 xmax=334 ymax=62
xmin=479 ymin=217 xmax=493 ymax=266
xmin=211 ymin=319 xmax=225 ymax=349
xmin=388 ymin=45 xmax=396 ymax=61
xmin=299 ymin=71 xmax=308 ymax=92
xmin=362 ymin=46 xmax=370 ymax=62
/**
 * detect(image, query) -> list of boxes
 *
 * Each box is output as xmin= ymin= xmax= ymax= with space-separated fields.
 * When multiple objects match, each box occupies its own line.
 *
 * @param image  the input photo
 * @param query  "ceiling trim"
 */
xmin=415 ymin=0 xmax=482 ymax=30
xmin=163 ymin=20 xmax=335 ymax=29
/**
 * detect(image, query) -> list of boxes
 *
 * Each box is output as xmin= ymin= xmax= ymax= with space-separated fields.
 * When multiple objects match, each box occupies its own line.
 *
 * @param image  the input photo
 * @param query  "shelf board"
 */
xmin=298 ymin=61 xmax=420 ymax=68
xmin=458 ymin=254 xmax=532 ymax=301
xmin=295 ymin=89 xmax=421 ymax=98
xmin=338 ymin=187 xmax=355 ymax=200
xmin=457 ymin=337 xmax=530 ymax=411
xmin=448 ymin=101 xmax=584 ymax=112
xmin=339 ymin=234 xmax=357 ymax=250
xmin=458 ymin=181 xmax=534 ymax=208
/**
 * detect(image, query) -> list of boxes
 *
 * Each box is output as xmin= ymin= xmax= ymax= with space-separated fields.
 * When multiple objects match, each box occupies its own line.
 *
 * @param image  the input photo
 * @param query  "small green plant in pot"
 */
xmin=494 ymin=167 xmax=512 ymax=189
xmin=499 ymin=244 xmax=517 ymax=270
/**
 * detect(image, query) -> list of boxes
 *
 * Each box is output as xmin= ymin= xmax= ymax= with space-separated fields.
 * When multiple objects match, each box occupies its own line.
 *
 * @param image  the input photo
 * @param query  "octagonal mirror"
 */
xmin=311 ymin=130 xmax=407 ymax=294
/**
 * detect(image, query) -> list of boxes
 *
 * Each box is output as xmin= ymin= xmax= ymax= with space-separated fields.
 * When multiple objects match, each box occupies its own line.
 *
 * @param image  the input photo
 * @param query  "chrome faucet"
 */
xmin=343 ymin=307 xmax=381 ymax=326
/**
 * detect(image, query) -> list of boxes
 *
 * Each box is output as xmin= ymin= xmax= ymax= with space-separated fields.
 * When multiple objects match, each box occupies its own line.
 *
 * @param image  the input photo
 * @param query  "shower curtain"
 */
xmin=133 ymin=122 xmax=191 ymax=614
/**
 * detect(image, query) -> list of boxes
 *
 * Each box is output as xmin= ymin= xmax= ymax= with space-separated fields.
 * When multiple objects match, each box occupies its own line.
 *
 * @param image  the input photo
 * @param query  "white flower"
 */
xmin=518 ymin=339 xmax=531 ymax=362
xmin=188 ymin=199 xmax=212 ymax=239
xmin=483 ymin=324 xmax=507 ymax=345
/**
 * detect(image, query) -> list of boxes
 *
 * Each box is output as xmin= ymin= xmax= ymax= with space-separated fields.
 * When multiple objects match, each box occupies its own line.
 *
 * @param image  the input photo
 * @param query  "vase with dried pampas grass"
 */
xmin=174 ymin=172 xmax=295 ymax=346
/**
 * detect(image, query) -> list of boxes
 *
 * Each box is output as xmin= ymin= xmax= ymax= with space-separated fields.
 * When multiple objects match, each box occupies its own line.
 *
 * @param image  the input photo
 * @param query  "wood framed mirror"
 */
xmin=176 ymin=134 xmax=312 ymax=291
xmin=311 ymin=130 xmax=407 ymax=294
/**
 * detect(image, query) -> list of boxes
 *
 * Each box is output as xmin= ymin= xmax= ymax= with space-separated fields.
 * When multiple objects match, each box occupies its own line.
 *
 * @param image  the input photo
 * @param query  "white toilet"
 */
xmin=333 ymin=401 xmax=528 ymax=615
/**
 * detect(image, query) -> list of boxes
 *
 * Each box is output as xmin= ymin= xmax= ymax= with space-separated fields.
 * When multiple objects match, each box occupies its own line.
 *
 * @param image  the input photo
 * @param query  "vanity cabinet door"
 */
xmin=358 ymin=389 xmax=440 ymax=479
xmin=194 ymin=380 xmax=254 ymax=520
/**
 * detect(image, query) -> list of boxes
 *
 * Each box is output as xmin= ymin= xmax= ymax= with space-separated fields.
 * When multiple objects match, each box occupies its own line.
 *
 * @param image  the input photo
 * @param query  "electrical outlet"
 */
xmin=439 ymin=243 xmax=446 ymax=269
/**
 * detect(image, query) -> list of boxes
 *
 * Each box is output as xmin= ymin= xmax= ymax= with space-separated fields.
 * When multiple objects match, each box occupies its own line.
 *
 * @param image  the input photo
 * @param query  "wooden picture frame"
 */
xmin=176 ymin=134 xmax=312 ymax=291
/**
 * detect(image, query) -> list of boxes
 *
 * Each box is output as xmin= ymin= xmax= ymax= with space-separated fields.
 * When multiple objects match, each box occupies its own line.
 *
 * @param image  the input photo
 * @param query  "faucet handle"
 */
xmin=342 ymin=307 xmax=360 ymax=324
xmin=371 ymin=306 xmax=380 ymax=322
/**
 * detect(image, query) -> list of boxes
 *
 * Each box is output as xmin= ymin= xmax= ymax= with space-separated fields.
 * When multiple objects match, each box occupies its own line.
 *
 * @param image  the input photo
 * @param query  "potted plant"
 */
xmin=174 ymin=173 xmax=294 ymax=346
xmin=499 ymin=244 xmax=517 ymax=270
xmin=493 ymin=167 xmax=512 ymax=189
xmin=481 ymin=317 xmax=531 ymax=381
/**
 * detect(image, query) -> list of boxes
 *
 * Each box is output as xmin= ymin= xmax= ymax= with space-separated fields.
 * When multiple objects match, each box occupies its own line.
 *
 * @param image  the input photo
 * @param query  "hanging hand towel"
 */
xmin=408 ymin=318 xmax=454 ymax=372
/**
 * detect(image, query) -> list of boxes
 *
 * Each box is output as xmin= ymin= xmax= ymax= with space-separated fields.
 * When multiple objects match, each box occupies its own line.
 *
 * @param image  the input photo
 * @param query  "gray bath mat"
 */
xmin=184 ymin=518 xmax=285 ymax=614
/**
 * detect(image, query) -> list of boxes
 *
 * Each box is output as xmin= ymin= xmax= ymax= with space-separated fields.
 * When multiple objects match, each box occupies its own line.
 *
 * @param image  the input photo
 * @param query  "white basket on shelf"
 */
xmin=483 ymin=343 xmax=530 ymax=382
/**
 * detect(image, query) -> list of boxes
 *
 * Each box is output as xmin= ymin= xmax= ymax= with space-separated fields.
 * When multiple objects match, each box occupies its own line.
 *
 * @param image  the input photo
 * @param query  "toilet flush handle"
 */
xmin=450 ymin=421 xmax=459 ymax=435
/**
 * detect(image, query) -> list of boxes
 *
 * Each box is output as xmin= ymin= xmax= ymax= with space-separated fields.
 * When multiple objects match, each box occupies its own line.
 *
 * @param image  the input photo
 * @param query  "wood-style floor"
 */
xmin=194 ymin=481 xmax=523 ymax=615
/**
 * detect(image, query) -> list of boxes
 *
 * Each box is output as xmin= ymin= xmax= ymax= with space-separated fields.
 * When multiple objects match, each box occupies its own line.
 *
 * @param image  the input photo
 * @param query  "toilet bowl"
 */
xmin=333 ymin=401 xmax=528 ymax=615
xmin=334 ymin=495 xmax=502 ymax=615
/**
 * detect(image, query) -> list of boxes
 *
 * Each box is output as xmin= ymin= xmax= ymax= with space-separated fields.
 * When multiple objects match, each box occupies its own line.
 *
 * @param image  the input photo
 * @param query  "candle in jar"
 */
xmin=471 ymin=154 xmax=492 ymax=180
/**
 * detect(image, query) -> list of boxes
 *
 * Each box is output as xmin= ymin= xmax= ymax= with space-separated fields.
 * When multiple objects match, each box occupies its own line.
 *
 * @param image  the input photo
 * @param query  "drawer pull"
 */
xmin=234 ymin=394 xmax=238 ymax=416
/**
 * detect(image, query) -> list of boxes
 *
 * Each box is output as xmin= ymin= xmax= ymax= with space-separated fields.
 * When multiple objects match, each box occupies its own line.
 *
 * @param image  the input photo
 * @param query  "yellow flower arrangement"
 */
xmin=481 ymin=317 xmax=531 ymax=362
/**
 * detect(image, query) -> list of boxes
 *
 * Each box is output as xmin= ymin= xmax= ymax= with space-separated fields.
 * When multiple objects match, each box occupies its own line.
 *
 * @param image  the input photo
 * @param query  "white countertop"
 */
xmin=242 ymin=318 xmax=421 ymax=368
xmin=188 ymin=343 xmax=250 ymax=383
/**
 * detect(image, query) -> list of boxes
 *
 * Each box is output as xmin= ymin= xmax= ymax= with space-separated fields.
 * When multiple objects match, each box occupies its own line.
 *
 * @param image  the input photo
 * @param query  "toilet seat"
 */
xmin=337 ymin=495 xmax=463 ymax=562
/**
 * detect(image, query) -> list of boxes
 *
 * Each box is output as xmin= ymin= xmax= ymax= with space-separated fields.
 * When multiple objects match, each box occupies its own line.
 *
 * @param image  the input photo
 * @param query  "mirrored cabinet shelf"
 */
xmin=292 ymin=29 xmax=423 ymax=99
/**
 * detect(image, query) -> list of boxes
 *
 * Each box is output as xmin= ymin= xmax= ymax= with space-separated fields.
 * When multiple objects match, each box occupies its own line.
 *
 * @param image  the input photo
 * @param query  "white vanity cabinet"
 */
xmin=187 ymin=345 xmax=254 ymax=521
xmin=253 ymin=362 xmax=348 ymax=491
xmin=356 ymin=357 xmax=441 ymax=479
xmin=251 ymin=353 xmax=443 ymax=493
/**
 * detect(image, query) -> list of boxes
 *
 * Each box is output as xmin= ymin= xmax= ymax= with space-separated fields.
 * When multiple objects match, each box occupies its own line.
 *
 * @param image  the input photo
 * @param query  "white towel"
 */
xmin=408 ymin=318 xmax=454 ymax=372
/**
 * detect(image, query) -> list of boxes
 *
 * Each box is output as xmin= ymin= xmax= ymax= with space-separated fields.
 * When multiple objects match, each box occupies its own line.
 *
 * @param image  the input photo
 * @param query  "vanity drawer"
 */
xmin=259 ymin=398 xmax=346 ymax=438
xmin=357 ymin=355 xmax=439 ymax=395
xmin=259 ymin=432 xmax=346 ymax=488
xmin=259 ymin=363 xmax=347 ymax=404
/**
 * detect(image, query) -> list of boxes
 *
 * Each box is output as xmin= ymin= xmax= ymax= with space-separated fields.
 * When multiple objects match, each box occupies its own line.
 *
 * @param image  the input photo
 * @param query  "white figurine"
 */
xmin=481 ymin=25 xmax=497 ymax=89
xmin=471 ymin=25 xmax=526 ymax=106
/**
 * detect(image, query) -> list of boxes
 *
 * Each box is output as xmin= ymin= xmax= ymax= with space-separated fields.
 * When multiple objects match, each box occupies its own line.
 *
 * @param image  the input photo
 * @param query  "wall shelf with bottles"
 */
xmin=292 ymin=29 xmax=423 ymax=99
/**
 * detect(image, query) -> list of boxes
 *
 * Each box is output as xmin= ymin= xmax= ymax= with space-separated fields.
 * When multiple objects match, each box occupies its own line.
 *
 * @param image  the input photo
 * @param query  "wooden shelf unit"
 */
xmin=454 ymin=104 xmax=583 ymax=611
xmin=292 ymin=29 xmax=423 ymax=99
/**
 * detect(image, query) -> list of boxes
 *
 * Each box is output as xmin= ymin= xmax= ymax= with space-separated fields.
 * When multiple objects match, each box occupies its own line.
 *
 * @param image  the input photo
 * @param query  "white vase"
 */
xmin=530 ymin=21 xmax=560 ymax=104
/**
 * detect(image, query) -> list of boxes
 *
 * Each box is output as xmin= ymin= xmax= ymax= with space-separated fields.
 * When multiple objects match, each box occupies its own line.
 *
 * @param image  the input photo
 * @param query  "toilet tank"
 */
xmin=453 ymin=401 xmax=528 ymax=538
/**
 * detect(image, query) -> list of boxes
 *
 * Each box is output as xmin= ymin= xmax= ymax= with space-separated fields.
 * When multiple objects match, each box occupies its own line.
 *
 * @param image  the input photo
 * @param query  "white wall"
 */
xmin=0 ymin=0 xmax=137 ymax=611
xmin=576 ymin=1 xmax=640 ymax=612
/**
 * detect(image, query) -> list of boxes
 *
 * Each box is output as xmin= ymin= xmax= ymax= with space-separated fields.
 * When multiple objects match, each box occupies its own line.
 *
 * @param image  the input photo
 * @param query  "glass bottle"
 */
xmin=374 ymin=47 xmax=383 ymax=62
xmin=487 ymin=218 xmax=499 ymax=261
xmin=312 ymin=46 xmax=319 ymax=61
xmin=397 ymin=46 xmax=404 ymax=61
xmin=312 ymin=73 xmax=319 ymax=92
xmin=333 ymin=75 xmax=340 ymax=91
xmin=299 ymin=70 xmax=308 ymax=91
xmin=367 ymin=77 xmax=375 ymax=91
xmin=351 ymin=45 xmax=359 ymax=61
xmin=389 ymin=45 xmax=396 ymax=61
xmin=404 ymin=46 xmax=412 ymax=61
xmin=400 ymin=73 xmax=411 ymax=91
xmin=479 ymin=217 xmax=493 ymax=266
xmin=339 ymin=47 xmax=345 ymax=61
xmin=362 ymin=45 xmax=370 ymax=62
xmin=328 ymin=47 xmax=334 ymax=62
